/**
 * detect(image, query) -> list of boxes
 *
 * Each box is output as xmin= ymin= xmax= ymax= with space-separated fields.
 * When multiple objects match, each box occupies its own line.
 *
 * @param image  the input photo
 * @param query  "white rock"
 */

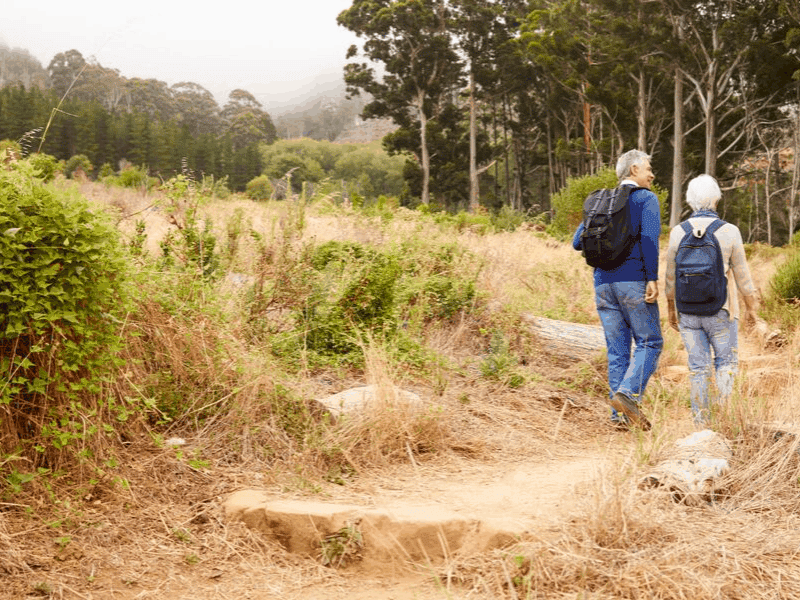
xmin=316 ymin=384 xmax=423 ymax=419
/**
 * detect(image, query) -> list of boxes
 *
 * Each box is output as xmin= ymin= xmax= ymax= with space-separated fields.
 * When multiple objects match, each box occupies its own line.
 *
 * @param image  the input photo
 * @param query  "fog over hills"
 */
xmin=259 ymin=71 xmax=348 ymax=117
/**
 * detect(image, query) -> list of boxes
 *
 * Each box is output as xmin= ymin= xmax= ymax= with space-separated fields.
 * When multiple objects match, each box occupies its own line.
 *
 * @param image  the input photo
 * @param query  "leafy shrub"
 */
xmin=157 ymin=175 xmax=219 ymax=278
xmin=64 ymin=154 xmax=93 ymax=179
xmin=0 ymin=166 xmax=130 ymax=465
xmin=262 ymin=151 xmax=325 ymax=191
xmin=116 ymin=165 xmax=151 ymax=189
xmin=245 ymin=175 xmax=274 ymax=200
xmin=98 ymin=163 xmax=115 ymax=178
xmin=270 ymin=239 xmax=478 ymax=368
xmin=198 ymin=174 xmax=230 ymax=199
xmin=769 ymin=251 xmax=800 ymax=303
xmin=26 ymin=152 xmax=62 ymax=182
xmin=548 ymin=167 xmax=670 ymax=239
xmin=549 ymin=168 xmax=617 ymax=238
xmin=0 ymin=139 xmax=22 ymax=162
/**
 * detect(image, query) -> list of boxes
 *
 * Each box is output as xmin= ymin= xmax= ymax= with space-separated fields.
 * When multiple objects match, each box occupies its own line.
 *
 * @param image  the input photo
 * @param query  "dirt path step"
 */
xmin=224 ymin=491 xmax=517 ymax=565
xmin=223 ymin=455 xmax=610 ymax=568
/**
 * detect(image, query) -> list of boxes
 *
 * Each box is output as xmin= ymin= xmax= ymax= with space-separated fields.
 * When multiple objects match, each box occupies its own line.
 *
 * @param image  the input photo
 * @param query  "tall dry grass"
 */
xmin=7 ymin=179 xmax=800 ymax=598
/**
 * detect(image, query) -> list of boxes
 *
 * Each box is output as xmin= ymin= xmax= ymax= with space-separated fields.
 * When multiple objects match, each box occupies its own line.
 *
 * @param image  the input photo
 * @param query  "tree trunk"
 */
xmin=637 ymin=70 xmax=647 ymax=151
xmin=704 ymin=61 xmax=718 ymax=178
xmin=790 ymin=107 xmax=800 ymax=241
xmin=503 ymin=94 xmax=511 ymax=207
xmin=766 ymin=149 xmax=774 ymax=246
xmin=417 ymin=90 xmax=430 ymax=205
xmin=671 ymin=65 xmax=684 ymax=228
xmin=521 ymin=314 xmax=606 ymax=362
xmin=469 ymin=70 xmax=479 ymax=212
xmin=546 ymin=111 xmax=555 ymax=197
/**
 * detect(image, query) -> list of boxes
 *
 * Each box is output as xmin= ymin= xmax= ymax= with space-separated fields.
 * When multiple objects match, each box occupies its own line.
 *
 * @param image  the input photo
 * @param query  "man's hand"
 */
xmin=667 ymin=298 xmax=679 ymax=332
xmin=645 ymin=280 xmax=659 ymax=304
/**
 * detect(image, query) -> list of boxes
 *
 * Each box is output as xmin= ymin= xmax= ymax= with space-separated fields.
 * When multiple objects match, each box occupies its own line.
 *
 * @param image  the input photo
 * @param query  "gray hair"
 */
xmin=686 ymin=174 xmax=721 ymax=212
xmin=615 ymin=149 xmax=651 ymax=180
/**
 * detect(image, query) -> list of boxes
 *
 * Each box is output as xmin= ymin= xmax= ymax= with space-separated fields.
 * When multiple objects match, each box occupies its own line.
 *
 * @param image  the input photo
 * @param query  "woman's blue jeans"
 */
xmin=595 ymin=282 xmax=663 ymax=419
xmin=678 ymin=309 xmax=738 ymax=425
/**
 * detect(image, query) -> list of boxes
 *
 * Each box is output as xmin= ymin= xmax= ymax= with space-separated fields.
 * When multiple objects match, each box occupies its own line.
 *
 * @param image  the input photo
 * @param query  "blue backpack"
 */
xmin=674 ymin=219 xmax=727 ymax=316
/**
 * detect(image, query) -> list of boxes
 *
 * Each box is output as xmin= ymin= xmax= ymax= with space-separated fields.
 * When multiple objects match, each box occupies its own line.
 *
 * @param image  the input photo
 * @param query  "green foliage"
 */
xmin=479 ymin=330 xmax=525 ymax=388
xmin=769 ymin=251 xmax=800 ymax=303
xmin=245 ymin=175 xmax=274 ymax=200
xmin=0 ymin=167 xmax=130 ymax=463
xmin=197 ymin=174 xmax=230 ymax=199
xmin=98 ymin=163 xmax=115 ymax=178
xmin=259 ymin=139 xmax=405 ymax=199
xmin=548 ymin=168 xmax=669 ymax=238
xmin=157 ymin=175 xmax=219 ymax=278
xmin=270 ymin=238 xmax=478 ymax=368
xmin=64 ymin=154 xmax=93 ymax=179
xmin=25 ymin=152 xmax=62 ymax=182
xmin=549 ymin=168 xmax=618 ymax=238
xmin=319 ymin=522 xmax=363 ymax=568
xmin=0 ymin=139 xmax=22 ymax=160
xmin=261 ymin=145 xmax=325 ymax=192
xmin=115 ymin=165 xmax=153 ymax=189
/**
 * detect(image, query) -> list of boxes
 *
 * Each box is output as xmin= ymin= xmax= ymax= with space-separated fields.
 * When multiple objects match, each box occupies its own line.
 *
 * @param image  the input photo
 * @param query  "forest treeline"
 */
xmin=0 ymin=46 xmax=362 ymax=192
xmin=338 ymin=0 xmax=800 ymax=243
xmin=3 ymin=0 xmax=800 ymax=244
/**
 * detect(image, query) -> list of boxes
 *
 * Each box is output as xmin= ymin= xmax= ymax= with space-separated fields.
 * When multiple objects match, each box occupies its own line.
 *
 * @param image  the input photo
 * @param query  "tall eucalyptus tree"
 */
xmin=338 ymin=0 xmax=463 ymax=205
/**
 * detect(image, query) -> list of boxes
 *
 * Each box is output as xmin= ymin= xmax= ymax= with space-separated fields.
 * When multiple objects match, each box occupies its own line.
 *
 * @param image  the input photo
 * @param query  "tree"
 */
xmin=0 ymin=46 xmax=48 ymax=90
xmin=220 ymin=89 xmax=277 ymax=150
xmin=47 ymin=49 xmax=87 ymax=100
xmin=125 ymin=78 xmax=173 ymax=120
xmin=338 ymin=0 xmax=464 ymax=205
xmin=170 ymin=81 xmax=222 ymax=137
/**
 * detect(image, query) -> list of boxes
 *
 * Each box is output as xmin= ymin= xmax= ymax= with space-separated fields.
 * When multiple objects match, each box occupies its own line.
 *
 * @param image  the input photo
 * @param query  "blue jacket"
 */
xmin=572 ymin=184 xmax=660 ymax=285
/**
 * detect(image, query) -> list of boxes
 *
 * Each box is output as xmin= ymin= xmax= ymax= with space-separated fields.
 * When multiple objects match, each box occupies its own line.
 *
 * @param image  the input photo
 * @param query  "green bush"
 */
xmin=98 ymin=163 xmax=115 ymax=178
xmin=770 ymin=251 xmax=800 ymax=303
xmin=116 ymin=165 xmax=151 ymax=189
xmin=270 ymin=239 xmax=478 ymax=368
xmin=64 ymin=154 xmax=93 ymax=179
xmin=23 ymin=153 xmax=61 ymax=182
xmin=245 ymin=175 xmax=274 ymax=200
xmin=548 ymin=168 xmax=670 ymax=239
xmin=0 ymin=166 xmax=130 ymax=464
xmin=549 ymin=168 xmax=618 ymax=238
xmin=0 ymin=139 xmax=22 ymax=161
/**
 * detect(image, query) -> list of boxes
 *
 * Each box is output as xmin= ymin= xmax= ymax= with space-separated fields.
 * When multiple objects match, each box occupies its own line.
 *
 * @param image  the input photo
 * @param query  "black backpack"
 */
xmin=674 ymin=219 xmax=727 ymax=316
xmin=580 ymin=185 xmax=643 ymax=270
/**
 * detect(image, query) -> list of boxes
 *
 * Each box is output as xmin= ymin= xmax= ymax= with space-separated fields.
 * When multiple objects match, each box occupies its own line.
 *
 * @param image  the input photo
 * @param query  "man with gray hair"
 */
xmin=573 ymin=149 xmax=663 ymax=430
xmin=665 ymin=174 xmax=759 ymax=426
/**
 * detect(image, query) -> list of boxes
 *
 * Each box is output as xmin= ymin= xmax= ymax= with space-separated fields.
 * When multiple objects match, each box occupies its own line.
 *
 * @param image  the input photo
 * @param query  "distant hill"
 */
xmin=0 ymin=44 xmax=48 ymax=90
xmin=261 ymin=72 xmax=347 ymax=117
xmin=334 ymin=117 xmax=398 ymax=145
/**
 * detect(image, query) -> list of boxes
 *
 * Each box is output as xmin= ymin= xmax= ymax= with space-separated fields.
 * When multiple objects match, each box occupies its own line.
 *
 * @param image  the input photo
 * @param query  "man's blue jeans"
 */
xmin=678 ymin=309 xmax=738 ymax=425
xmin=595 ymin=282 xmax=663 ymax=419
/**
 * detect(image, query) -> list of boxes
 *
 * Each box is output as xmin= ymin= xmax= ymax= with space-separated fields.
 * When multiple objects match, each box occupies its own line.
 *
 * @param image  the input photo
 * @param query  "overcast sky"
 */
xmin=1 ymin=0 xmax=361 ymax=109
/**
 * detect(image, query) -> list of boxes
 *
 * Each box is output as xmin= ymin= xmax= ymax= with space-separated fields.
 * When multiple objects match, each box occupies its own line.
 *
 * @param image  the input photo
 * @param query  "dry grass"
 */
xmin=4 ymin=182 xmax=800 ymax=599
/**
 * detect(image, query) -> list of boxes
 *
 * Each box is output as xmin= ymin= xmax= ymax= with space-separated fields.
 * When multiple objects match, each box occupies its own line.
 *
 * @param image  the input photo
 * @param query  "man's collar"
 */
xmin=620 ymin=178 xmax=638 ymax=187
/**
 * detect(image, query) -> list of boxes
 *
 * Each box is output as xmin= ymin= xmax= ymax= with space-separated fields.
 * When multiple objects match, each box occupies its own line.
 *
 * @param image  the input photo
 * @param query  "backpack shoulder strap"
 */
xmin=705 ymin=219 xmax=726 ymax=236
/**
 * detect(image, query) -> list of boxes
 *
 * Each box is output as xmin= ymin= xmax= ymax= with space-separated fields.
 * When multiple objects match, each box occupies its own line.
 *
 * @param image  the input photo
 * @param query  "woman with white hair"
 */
xmin=665 ymin=174 xmax=759 ymax=426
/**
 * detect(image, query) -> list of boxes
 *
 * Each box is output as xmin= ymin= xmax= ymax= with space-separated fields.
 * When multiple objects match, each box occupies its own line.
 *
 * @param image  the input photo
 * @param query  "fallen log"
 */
xmin=521 ymin=314 xmax=606 ymax=362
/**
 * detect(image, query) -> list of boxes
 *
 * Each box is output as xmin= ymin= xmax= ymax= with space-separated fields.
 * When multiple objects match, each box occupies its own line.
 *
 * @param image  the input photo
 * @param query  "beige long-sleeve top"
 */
xmin=665 ymin=216 xmax=757 ymax=320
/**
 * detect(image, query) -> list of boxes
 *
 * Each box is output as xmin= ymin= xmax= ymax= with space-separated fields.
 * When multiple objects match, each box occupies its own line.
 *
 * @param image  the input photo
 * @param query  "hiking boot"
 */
xmin=610 ymin=414 xmax=630 ymax=431
xmin=610 ymin=392 xmax=651 ymax=430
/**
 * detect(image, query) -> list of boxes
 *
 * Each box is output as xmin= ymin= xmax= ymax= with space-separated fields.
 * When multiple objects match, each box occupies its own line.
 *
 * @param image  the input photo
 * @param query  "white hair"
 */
xmin=686 ymin=174 xmax=721 ymax=212
xmin=615 ymin=150 xmax=651 ymax=180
